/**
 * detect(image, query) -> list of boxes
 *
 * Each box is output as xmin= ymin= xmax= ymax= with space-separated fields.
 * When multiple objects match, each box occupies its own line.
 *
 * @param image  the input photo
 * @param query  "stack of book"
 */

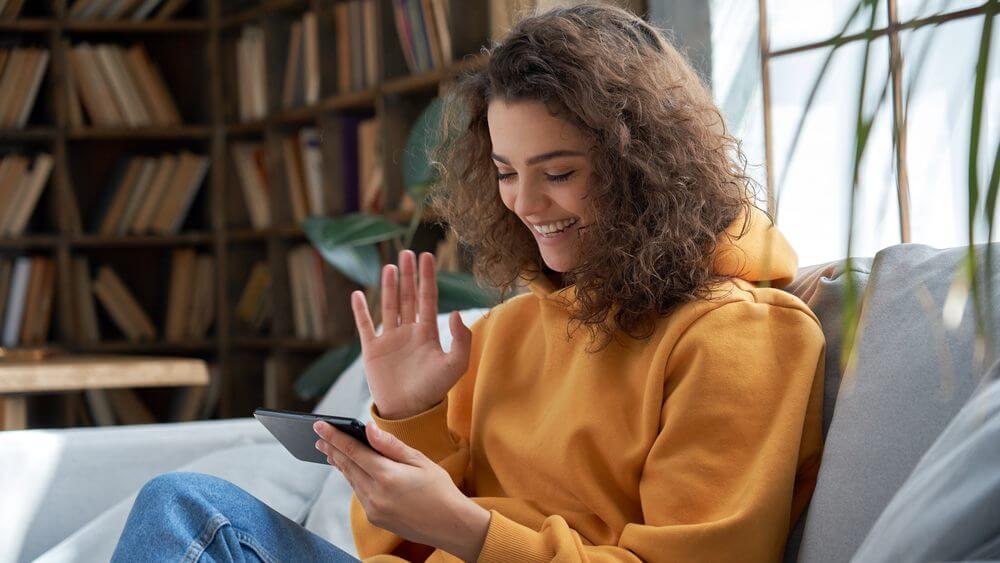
xmin=282 ymin=128 xmax=325 ymax=221
xmin=0 ymin=153 xmax=54 ymax=237
xmin=287 ymin=245 xmax=329 ymax=340
xmin=0 ymin=47 xmax=50 ymax=129
xmin=333 ymin=1 xmax=378 ymax=93
xmin=92 ymin=265 xmax=156 ymax=341
xmin=68 ymin=0 xmax=193 ymax=20
xmin=0 ymin=256 xmax=56 ymax=347
xmin=0 ymin=0 xmax=26 ymax=19
xmin=236 ymin=25 xmax=267 ymax=121
xmin=281 ymin=11 xmax=320 ymax=109
xmin=235 ymin=261 xmax=272 ymax=332
xmin=165 ymin=248 xmax=214 ymax=341
xmin=91 ymin=151 xmax=210 ymax=236
xmin=230 ymin=142 xmax=271 ymax=229
xmin=390 ymin=0 xmax=452 ymax=74
xmin=68 ymin=42 xmax=182 ymax=127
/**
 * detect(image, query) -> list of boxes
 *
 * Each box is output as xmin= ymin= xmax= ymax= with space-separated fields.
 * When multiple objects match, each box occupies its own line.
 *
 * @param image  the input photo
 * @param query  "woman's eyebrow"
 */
xmin=491 ymin=150 xmax=586 ymax=166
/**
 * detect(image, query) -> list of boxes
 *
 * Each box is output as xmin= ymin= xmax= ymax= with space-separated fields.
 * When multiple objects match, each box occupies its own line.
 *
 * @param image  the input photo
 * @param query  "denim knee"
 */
xmin=136 ymin=471 xmax=230 ymax=507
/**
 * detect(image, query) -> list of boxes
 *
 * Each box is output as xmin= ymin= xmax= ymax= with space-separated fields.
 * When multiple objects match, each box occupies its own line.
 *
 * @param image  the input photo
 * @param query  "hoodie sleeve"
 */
xmin=350 ymin=312 xmax=493 ymax=560
xmin=475 ymin=299 xmax=826 ymax=562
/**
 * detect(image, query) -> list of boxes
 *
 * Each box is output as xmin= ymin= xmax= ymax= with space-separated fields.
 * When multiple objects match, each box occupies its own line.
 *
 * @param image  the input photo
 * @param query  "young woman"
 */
xmin=112 ymin=5 xmax=826 ymax=562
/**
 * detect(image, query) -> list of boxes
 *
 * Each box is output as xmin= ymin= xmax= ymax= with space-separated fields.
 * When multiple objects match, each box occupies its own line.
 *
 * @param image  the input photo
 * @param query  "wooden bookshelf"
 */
xmin=0 ymin=0 xmax=491 ymax=425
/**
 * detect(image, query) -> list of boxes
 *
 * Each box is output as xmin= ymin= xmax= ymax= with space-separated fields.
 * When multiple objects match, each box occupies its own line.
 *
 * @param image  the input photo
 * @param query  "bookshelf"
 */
xmin=0 ymin=0 xmax=492 ymax=426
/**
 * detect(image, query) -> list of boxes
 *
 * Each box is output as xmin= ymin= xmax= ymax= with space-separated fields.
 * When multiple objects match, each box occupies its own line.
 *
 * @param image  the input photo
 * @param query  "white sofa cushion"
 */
xmin=35 ymin=443 xmax=330 ymax=563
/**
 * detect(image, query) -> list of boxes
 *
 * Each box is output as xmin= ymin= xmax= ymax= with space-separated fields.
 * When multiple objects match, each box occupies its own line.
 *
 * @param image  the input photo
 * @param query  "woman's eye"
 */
xmin=546 ymin=171 xmax=575 ymax=183
xmin=496 ymin=171 xmax=516 ymax=182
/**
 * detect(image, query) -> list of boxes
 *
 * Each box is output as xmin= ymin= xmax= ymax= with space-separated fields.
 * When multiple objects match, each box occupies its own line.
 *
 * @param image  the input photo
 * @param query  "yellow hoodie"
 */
xmin=351 ymin=206 xmax=826 ymax=562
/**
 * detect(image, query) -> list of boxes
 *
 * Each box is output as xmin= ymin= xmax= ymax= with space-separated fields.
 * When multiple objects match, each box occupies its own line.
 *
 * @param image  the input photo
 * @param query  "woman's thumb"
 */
xmin=447 ymin=311 xmax=472 ymax=357
xmin=366 ymin=422 xmax=424 ymax=465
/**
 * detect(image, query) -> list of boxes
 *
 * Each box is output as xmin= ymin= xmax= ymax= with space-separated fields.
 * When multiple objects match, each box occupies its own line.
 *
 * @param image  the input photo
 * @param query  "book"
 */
xmin=231 ymin=143 xmax=271 ymax=229
xmin=0 ymin=155 xmax=30 ymax=234
xmin=282 ymin=136 xmax=308 ymax=221
xmin=2 ymin=256 xmax=31 ymax=347
xmin=187 ymin=254 xmax=214 ymax=338
xmin=0 ymin=259 xmax=11 ymax=331
xmin=335 ymin=3 xmax=351 ymax=93
xmin=390 ymin=0 xmax=451 ymax=73
xmin=287 ymin=246 xmax=309 ymax=339
xmin=122 ymin=43 xmax=182 ymax=125
xmin=1 ymin=0 xmax=26 ymax=18
xmin=236 ymin=25 xmax=267 ymax=121
xmin=358 ymin=117 xmax=384 ymax=214
xmin=339 ymin=117 xmax=361 ymax=213
xmin=303 ymin=11 xmax=319 ymax=104
xmin=281 ymin=20 xmax=303 ymax=109
xmin=298 ymin=128 xmax=324 ymax=216
xmin=11 ymin=48 xmax=49 ymax=128
xmin=93 ymin=265 xmax=156 ymax=341
xmin=73 ymin=257 xmax=101 ymax=342
xmin=130 ymin=154 xmax=177 ymax=233
xmin=153 ymin=0 xmax=192 ymax=20
xmin=72 ymin=43 xmax=125 ymax=126
xmin=235 ymin=261 xmax=271 ymax=330
xmin=17 ymin=256 xmax=43 ymax=345
xmin=97 ymin=156 xmax=145 ymax=235
xmin=2 ymin=152 xmax=53 ymax=236
xmin=149 ymin=151 xmax=209 ymax=235
xmin=0 ymin=48 xmax=49 ymax=128
xmin=164 ymin=248 xmax=196 ymax=341
xmin=64 ymin=41 xmax=85 ymax=128
xmin=115 ymin=156 xmax=158 ymax=235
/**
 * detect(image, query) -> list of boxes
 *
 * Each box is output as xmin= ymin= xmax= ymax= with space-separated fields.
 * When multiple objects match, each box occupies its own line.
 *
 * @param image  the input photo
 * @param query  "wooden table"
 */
xmin=0 ymin=355 xmax=209 ymax=430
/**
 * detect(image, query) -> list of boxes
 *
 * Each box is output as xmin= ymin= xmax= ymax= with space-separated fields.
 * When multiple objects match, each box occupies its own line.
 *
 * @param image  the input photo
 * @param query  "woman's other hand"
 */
xmin=351 ymin=250 xmax=472 ymax=420
xmin=314 ymin=421 xmax=491 ymax=562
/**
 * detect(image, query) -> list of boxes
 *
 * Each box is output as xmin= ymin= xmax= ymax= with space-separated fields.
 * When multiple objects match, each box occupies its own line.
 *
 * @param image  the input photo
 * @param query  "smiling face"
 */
xmin=487 ymin=99 xmax=595 ymax=273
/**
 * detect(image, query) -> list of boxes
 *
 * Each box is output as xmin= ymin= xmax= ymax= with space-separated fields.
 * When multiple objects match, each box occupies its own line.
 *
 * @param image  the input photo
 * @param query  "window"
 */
xmin=711 ymin=0 xmax=999 ymax=266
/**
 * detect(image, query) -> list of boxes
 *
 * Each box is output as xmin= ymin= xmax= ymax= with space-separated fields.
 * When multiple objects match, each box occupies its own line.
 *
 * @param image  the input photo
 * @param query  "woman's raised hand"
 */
xmin=350 ymin=250 xmax=472 ymax=420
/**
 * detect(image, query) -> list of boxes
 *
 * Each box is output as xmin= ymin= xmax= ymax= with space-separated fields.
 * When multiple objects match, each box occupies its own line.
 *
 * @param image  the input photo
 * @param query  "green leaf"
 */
xmin=437 ymin=271 xmax=499 ymax=311
xmin=403 ymin=97 xmax=445 ymax=200
xmin=303 ymin=214 xmax=406 ymax=248
xmin=320 ymin=245 xmax=383 ymax=287
xmin=293 ymin=340 xmax=363 ymax=401
xmin=303 ymin=214 xmax=405 ymax=286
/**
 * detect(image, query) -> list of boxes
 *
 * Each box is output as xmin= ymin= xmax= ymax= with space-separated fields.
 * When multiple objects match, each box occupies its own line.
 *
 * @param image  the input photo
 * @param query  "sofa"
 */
xmin=2 ymin=242 xmax=998 ymax=563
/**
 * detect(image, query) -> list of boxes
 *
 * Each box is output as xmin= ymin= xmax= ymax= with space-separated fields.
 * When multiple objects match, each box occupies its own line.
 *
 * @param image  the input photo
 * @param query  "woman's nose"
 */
xmin=514 ymin=179 xmax=548 ymax=217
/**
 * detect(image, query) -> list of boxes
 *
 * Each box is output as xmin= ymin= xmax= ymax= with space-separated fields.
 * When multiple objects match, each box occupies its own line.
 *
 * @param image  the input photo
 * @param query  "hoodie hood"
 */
xmin=524 ymin=205 xmax=799 ymax=301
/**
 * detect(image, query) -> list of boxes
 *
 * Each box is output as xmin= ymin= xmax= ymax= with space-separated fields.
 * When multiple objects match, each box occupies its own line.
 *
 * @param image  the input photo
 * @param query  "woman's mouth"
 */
xmin=531 ymin=217 xmax=580 ymax=239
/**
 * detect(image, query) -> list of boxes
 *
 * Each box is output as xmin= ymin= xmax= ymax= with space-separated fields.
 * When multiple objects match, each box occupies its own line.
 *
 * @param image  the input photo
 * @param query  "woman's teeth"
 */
xmin=533 ymin=217 xmax=579 ymax=236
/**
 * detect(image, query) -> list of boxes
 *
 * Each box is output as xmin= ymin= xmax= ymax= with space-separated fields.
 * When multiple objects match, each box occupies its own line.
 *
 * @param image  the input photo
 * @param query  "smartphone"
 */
xmin=254 ymin=408 xmax=373 ymax=465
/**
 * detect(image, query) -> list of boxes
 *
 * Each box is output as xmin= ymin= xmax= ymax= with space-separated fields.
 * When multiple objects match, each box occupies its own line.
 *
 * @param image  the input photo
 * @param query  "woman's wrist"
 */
xmin=440 ymin=498 xmax=491 ymax=563
xmin=374 ymin=398 xmax=443 ymax=421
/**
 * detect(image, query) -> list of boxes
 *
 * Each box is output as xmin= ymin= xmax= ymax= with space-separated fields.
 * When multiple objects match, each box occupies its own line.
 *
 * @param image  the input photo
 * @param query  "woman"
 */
xmin=113 ymin=4 xmax=826 ymax=562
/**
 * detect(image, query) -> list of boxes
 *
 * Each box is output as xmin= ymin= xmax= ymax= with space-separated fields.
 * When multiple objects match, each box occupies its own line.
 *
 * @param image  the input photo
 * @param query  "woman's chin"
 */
xmin=540 ymin=252 xmax=576 ymax=273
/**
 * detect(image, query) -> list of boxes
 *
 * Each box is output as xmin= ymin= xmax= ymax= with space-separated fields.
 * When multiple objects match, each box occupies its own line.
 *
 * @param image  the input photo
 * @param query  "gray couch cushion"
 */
xmin=780 ymin=256 xmax=873 ymax=562
xmin=794 ymin=243 xmax=1000 ymax=563
xmin=785 ymin=256 xmax=874 ymax=440
xmin=850 ymin=358 xmax=1000 ymax=562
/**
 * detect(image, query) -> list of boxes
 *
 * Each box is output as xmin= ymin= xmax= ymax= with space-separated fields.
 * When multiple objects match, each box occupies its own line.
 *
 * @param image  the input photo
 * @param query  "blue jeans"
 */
xmin=112 ymin=472 xmax=361 ymax=563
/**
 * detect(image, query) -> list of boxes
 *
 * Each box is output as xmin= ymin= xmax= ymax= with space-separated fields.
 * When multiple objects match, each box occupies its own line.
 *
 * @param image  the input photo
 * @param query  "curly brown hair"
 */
xmin=430 ymin=3 xmax=765 ymax=351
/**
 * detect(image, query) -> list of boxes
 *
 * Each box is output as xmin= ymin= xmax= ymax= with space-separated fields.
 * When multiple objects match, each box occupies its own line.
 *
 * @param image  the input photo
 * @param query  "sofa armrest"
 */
xmin=1 ymin=418 xmax=271 ymax=563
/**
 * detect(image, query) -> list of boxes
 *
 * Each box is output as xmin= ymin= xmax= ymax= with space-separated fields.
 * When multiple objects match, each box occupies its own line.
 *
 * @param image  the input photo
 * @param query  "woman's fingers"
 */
xmin=351 ymin=290 xmax=376 ymax=343
xmin=398 ymin=250 xmax=417 ymax=324
xmin=418 ymin=252 xmax=439 ymax=327
xmin=381 ymin=264 xmax=399 ymax=332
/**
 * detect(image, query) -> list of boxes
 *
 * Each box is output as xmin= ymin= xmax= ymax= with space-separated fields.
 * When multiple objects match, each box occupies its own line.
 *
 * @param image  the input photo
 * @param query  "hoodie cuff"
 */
xmin=476 ymin=510 xmax=552 ymax=563
xmin=369 ymin=397 xmax=457 ymax=462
